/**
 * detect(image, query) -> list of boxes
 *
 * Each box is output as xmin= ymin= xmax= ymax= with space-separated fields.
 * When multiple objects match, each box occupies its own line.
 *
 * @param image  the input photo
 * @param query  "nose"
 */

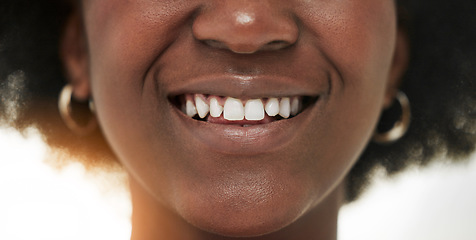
xmin=192 ymin=1 xmax=299 ymax=54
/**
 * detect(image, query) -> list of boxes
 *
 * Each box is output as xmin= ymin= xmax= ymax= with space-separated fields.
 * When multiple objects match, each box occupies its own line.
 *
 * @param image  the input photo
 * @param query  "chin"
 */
xmin=170 ymin=170 xmax=320 ymax=238
xmin=182 ymin=200 xmax=305 ymax=237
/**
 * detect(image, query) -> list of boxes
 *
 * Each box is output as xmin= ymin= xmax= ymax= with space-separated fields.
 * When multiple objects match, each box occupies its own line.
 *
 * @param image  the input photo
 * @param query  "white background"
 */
xmin=0 ymin=127 xmax=475 ymax=240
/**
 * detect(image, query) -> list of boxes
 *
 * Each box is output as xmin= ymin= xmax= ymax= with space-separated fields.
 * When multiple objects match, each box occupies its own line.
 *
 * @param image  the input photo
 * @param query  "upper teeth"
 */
xmin=224 ymin=97 xmax=245 ymax=120
xmin=183 ymin=94 xmax=302 ymax=121
xmin=209 ymin=97 xmax=223 ymax=118
xmin=195 ymin=95 xmax=210 ymax=118
xmin=244 ymin=99 xmax=265 ymax=120
xmin=265 ymin=98 xmax=280 ymax=117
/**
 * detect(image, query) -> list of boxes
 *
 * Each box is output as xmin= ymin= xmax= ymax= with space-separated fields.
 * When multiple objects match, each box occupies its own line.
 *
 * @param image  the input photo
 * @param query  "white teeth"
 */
xmin=182 ymin=94 xmax=304 ymax=121
xmin=244 ymin=99 xmax=265 ymax=121
xmin=209 ymin=97 xmax=223 ymax=118
xmin=186 ymin=99 xmax=197 ymax=117
xmin=279 ymin=97 xmax=291 ymax=118
xmin=195 ymin=95 xmax=209 ymax=118
xmin=291 ymin=97 xmax=300 ymax=116
xmin=265 ymin=98 xmax=280 ymax=117
xmin=224 ymin=97 xmax=245 ymax=120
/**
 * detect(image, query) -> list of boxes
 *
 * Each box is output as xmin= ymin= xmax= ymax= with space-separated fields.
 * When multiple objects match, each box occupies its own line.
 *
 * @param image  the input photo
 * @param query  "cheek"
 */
xmin=84 ymin=0 xmax=192 ymax=85
xmin=298 ymin=0 xmax=397 ymax=87
xmin=297 ymin=0 xmax=398 ymax=150
xmin=83 ymin=1 xmax=195 ymax=153
xmin=82 ymin=1 xmax=196 ymax=199
xmin=292 ymin=0 xmax=398 ymax=198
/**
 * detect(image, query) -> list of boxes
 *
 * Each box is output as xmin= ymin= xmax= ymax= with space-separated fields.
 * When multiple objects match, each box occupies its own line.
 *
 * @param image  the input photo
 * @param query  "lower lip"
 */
xmin=171 ymin=104 xmax=315 ymax=155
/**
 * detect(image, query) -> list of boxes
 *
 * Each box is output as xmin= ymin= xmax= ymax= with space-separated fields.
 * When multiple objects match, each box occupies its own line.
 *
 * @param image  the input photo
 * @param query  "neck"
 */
xmin=129 ymin=178 xmax=343 ymax=240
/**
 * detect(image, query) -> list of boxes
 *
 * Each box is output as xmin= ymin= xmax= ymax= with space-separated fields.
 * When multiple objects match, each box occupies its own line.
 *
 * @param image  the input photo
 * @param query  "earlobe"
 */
xmin=383 ymin=27 xmax=410 ymax=109
xmin=60 ymin=12 xmax=90 ymax=101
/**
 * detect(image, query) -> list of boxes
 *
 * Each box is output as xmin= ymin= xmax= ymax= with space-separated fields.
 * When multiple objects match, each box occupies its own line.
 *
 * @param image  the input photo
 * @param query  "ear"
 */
xmin=60 ymin=11 xmax=90 ymax=101
xmin=383 ymin=27 xmax=410 ymax=108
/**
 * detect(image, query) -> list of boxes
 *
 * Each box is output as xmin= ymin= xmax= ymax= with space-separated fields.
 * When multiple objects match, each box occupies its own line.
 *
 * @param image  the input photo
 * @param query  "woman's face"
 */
xmin=67 ymin=0 xmax=404 ymax=237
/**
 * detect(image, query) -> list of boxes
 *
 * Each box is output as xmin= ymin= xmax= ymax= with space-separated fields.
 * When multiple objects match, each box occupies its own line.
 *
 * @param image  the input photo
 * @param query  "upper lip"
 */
xmin=166 ymin=73 xmax=328 ymax=99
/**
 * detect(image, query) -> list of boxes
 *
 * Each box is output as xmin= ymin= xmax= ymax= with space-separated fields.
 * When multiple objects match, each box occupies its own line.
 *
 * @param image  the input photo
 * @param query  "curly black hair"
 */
xmin=1 ymin=0 xmax=475 ymax=201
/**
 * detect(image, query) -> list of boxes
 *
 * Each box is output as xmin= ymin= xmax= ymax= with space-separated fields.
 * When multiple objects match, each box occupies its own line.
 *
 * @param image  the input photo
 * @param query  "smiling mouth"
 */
xmin=169 ymin=94 xmax=319 ymax=126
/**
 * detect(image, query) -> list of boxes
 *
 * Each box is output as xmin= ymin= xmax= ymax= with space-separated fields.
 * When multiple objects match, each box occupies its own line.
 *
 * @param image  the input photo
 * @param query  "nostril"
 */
xmin=262 ymin=40 xmax=293 ymax=51
xmin=200 ymin=39 xmax=293 ymax=54
xmin=192 ymin=4 xmax=299 ymax=55
xmin=269 ymin=40 xmax=286 ymax=45
xmin=202 ymin=39 xmax=228 ymax=50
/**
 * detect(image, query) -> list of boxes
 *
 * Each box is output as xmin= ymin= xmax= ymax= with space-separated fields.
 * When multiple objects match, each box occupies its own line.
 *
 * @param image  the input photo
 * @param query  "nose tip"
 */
xmin=192 ymin=4 xmax=299 ymax=54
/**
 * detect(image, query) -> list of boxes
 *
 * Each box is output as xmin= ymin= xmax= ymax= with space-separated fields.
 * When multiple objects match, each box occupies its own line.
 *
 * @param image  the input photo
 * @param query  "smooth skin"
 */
xmin=62 ymin=0 xmax=408 ymax=239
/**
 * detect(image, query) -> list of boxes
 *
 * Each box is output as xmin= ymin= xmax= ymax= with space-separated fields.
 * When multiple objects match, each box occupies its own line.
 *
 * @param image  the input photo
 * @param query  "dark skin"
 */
xmin=62 ymin=0 xmax=408 ymax=239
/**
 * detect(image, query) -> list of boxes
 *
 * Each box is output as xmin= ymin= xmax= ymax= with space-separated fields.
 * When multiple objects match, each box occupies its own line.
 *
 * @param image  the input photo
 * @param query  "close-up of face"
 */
xmin=60 ymin=0 xmax=407 ymax=238
xmin=5 ymin=0 xmax=476 ymax=239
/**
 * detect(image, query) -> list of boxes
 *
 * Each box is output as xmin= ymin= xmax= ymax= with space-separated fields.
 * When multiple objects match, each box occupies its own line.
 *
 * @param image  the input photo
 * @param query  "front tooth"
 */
xmin=186 ymin=99 xmax=197 ymax=117
xmin=224 ymin=97 xmax=245 ymax=121
xmin=245 ymin=99 xmax=265 ymax=120
xmin=265 ymin=98 xmax=280 ymax=116
xmin=209 ymin=97 xmax=223 ymax=118
xmin=291 ymin=97 xmax=300 ymax=116
xmin=279 ymin=97 xmax=291 ymax=118
xmin=195 ymin=95 xmax=209 ymax=118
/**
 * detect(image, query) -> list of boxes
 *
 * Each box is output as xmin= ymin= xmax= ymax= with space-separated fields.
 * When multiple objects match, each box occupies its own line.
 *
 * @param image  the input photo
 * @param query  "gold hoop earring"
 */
xmin=373 ymin=91 xmax=411 ymax=144
xmin=58 ymin=84 xmax=97 ymax=136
